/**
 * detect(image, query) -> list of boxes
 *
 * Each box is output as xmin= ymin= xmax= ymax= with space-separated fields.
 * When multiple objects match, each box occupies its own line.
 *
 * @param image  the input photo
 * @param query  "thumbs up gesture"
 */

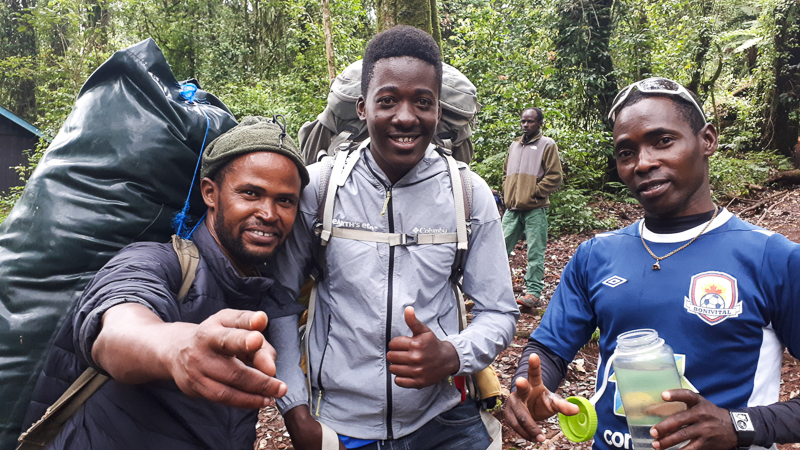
xmin=387 ymin=306 xmax=460 ymax=389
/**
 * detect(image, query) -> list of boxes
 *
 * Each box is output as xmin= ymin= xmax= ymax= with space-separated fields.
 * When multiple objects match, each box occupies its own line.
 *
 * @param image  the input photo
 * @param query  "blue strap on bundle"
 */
xmin=172 ymin=82 xmax=211 ymax=239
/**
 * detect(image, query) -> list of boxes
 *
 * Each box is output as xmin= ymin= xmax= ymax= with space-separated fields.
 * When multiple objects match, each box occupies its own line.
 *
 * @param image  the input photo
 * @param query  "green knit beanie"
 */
xmin=200 ymin=116 xmax=309 ymax=188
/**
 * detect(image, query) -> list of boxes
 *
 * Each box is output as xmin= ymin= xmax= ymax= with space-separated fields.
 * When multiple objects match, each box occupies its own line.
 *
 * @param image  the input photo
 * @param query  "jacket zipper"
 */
xmin=315 ymin=315 xmax=333 ymax=417
xmin=385 ymin=185 xmax=395 ymax=439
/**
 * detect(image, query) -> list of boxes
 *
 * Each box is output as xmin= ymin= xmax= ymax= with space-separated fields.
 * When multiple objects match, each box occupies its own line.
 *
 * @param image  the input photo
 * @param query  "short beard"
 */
xmin=213 ymin=206 xmax=278 ymax=267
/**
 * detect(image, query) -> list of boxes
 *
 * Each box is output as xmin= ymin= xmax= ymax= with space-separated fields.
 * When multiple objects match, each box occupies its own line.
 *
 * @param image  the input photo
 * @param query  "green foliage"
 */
xmin=470 ymin=151 xmax=506 ymax=192
xmin=709 ymin=149 xmax=793 ymax=198
xmin=547 ymin=187 xmax=616 ymax=237
xmin=0 ymin=0 xmax=797 ymax=230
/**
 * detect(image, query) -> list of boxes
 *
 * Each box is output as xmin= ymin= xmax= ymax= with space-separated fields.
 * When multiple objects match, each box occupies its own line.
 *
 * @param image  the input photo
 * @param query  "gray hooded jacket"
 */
xmin=273 ymin=143 xmax=518 ymax=440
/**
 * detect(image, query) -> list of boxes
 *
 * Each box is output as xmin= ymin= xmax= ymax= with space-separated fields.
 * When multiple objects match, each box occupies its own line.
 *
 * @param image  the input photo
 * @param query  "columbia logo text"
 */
xmin=411 ymin=227 xmax=449 ymax=234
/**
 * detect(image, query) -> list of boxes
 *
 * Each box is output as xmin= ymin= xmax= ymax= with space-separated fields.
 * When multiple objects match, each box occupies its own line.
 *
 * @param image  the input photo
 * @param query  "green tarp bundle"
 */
xmin=0 ymin=38 xmax=237 ymax=448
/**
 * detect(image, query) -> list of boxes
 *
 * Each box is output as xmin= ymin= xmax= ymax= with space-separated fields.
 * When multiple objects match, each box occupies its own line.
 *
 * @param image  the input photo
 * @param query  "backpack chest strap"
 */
xmin=330 ymin=227 xmax=458 ymax=246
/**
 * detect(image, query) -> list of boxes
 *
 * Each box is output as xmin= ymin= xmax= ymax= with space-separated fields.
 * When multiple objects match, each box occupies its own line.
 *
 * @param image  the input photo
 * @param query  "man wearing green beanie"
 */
xmin=21 ymin=116 xmax=308 ymax=450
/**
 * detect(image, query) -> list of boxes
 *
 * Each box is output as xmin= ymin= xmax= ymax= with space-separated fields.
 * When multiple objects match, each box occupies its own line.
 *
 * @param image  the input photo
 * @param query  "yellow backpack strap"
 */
xmin=171 ymin=234 xmax=200 ymax=300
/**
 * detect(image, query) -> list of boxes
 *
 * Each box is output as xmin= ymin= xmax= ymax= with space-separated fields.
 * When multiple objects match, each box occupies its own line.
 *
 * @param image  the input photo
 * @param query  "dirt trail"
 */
xmin=256 ymin=188 xmax=800 ymax=450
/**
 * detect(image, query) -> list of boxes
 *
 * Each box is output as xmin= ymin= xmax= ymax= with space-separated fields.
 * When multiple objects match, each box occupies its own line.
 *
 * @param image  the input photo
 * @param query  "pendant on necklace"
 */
xmin=653 ymin=261 xmax=661 ymax=270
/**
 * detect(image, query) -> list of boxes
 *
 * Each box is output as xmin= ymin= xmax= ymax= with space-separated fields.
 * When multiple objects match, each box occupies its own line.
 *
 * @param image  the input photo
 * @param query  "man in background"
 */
xmin=502 ymin=107 xmax=562 ymax=309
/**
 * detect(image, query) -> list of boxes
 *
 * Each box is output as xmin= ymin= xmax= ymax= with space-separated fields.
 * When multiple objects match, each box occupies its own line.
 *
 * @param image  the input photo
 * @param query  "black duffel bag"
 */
xmin=0 ymin=38 xmax=237 ymax=447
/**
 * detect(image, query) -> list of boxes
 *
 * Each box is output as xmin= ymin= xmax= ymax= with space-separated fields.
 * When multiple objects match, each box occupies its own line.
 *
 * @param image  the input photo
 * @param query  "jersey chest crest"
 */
xmin=683 ymin=271 xmax=742 ymax=325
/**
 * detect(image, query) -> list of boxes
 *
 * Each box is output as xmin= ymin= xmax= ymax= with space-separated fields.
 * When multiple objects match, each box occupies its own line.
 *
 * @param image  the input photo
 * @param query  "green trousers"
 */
xmin=501 ymin=208 xmax=548 ymax=297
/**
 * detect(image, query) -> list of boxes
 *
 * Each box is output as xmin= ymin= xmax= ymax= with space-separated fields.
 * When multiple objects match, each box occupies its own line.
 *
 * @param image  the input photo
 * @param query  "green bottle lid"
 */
xmin=558 ymin=396 xmax=598 ymax=442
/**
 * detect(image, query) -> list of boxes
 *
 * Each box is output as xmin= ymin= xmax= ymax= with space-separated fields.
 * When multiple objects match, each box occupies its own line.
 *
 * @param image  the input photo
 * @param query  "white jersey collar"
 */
xmin=639 ymin=208 xmax=733 ymax=243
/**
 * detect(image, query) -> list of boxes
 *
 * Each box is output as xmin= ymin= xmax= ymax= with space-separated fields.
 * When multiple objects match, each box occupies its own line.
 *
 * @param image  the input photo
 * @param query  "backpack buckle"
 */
xmin=399 ymin=234 xmax=417 ymax=246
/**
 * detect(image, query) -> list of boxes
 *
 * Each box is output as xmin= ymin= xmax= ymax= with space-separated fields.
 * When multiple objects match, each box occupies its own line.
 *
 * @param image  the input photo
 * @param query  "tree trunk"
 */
xmin=2 ymin=0 xmax=37 ymax=122
xmin=686 ymin=0 xmax=715 ymax=98
xmin=376 ymin=0 xmax=441 ymax=47
xmin=321 ymin=0 xmax=336 ymax=80
xmin=762 ymin=0 xmax=800 ymax=162
xmin=553 ymin=0 xmax=618 ymax=125
xmin=88 ymin=0 xmax=109 ymax=46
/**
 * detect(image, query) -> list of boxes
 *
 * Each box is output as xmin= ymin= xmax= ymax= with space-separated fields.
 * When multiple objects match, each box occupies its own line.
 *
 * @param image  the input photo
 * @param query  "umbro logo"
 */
xmin=602 ymin=276 xmax=627 ymax=288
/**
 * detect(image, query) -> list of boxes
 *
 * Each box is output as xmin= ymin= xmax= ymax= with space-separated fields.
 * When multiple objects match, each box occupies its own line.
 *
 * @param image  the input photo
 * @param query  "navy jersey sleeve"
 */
xmin=72 ymin=242 xmax=182 ymax=372
xmin=761 ymin=233 xmax=800 ymax=358
xmin=531 ymin=239 xmax=598 ymax=363
xmin=745 ymin=233 xmax=800 ymax=446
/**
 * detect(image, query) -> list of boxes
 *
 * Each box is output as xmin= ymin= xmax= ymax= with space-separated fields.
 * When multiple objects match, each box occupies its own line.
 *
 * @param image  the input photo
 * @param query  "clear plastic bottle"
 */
xmin=612 ymin=329 xmax=686 ymax=449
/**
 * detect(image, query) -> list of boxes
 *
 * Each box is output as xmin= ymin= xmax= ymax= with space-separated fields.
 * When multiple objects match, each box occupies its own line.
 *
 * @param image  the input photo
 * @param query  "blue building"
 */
xmin=0 ymin=106 xmax=45 ymax=193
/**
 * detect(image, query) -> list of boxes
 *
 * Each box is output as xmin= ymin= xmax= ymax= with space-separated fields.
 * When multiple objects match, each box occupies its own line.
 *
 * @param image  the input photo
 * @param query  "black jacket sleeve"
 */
xmin=745 ymin=397 xmax=800 ymax=447
xmin=72 ymin=242 xmax=182 ymax=372
xmin=511 ymin=337 xmax=569 ymax=393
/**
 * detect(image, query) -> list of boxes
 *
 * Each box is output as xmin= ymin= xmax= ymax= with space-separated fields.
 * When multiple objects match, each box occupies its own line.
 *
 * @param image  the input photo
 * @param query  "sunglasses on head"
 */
xmin=608 ymin=77 xmax=707 ymax=125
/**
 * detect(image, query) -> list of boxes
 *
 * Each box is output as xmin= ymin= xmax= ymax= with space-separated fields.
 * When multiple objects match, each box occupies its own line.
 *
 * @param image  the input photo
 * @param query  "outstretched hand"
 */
xmin=387 ymin=306 xmax=460 ymax=389
xmin=165 ymin=308 xmax=287 ymax=409
xmin=504 ymin=354 xmax=580 ymax=442
xmin=650 ymin=389 xmax=738 ymax=450
xmin=94 ymin=304 xmax=286 ymax=410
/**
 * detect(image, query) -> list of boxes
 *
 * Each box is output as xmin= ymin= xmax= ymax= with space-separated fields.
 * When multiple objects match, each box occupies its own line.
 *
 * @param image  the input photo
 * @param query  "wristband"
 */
xmin=729 ymin=410 xmax=755 ymax=449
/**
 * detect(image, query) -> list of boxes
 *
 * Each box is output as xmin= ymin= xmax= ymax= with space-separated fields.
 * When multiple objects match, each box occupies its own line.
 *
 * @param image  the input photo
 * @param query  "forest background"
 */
xmin=1 ymin=0 xmax=799 ymax=232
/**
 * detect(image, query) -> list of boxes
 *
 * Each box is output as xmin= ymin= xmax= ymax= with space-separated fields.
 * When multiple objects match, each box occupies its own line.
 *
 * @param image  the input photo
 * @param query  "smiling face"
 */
xmin=520 ymin=109 xmax=542 ymax=140
xmin=613 ymin=96 xmax=718 ymax=219
xmin=356 ymin=56 xmax=441 ymax=184
xmin=201 ymin=151 xmax=301 ymax=273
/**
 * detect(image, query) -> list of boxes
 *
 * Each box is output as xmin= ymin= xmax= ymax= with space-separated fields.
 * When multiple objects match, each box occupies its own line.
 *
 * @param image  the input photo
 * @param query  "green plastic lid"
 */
xmin=559 ymin=396 xmax=598 ymax=442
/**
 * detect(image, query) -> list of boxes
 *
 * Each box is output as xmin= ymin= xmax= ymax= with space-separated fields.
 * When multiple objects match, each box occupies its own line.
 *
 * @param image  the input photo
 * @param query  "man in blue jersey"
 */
xmin=504 ymin=77 xmax=800 ymax=450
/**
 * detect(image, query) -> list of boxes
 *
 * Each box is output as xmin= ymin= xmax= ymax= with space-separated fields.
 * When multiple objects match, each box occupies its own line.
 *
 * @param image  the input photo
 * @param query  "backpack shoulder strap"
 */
xmin=171 ymin=234 xmax=200 ymax=300
xmin=317 ymin=140 xmax=363 ymax=246
xmin=17 ymin=368 xmax=109 ymax=449
xmin=18 ymin=237 xmax=200 ymax=450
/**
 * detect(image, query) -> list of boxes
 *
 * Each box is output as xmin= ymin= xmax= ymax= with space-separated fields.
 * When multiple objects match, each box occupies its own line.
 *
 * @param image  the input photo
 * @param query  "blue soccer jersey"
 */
xmin=532 ymin=210 xmax=800 ymax=450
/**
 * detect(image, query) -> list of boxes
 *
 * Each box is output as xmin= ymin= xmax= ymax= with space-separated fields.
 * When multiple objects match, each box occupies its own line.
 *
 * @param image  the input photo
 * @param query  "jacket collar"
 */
xmin=359 ymin=139 xmax=445 ymax=188
xmin=515 ymin=131 xmax=543 ymax=145
xmin=191 ymin=221 xmax=287 ymax=311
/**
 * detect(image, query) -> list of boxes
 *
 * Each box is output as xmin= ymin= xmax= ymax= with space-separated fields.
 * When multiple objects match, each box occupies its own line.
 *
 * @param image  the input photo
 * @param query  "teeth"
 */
xmin=643 ymin=183 xmax=664 ymax=192
xmin=252 ymin=230 xmax=274 ymax=237
xmin=394 ymin=137 xmax=414 ymax=143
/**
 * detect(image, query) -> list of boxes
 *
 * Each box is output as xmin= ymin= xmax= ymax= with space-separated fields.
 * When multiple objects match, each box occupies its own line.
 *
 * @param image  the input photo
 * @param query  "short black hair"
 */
xmin=522 ymin=107 xmax=543 ymax=121
xmin=361 ymin=25 xmax=443 ymax=99
xmin=212 ymin=161 xmax=234 ymax=185
xmin=616 ymin=89 xmax=706 ymax=134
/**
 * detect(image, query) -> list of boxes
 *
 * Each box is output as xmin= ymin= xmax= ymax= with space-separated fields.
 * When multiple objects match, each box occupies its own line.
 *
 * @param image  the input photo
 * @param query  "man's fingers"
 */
xmin=546 ymin=392 xmax=580 ymax=416
xmin=393 ymin=376 xmax=423 ymax=389
xmin=180 ymin=367 xmax=281 ymax=409
xmin=504 ymin=391 xmax=542 ymax=442
xmin=206 ymin=326 xmax=266 ymax=357
xmin=251 ymin=341 xmax=278 ymax=377
xmin=662 ymin=389 xmax=698 ymax=406
xmin=514 ymin=375 xmax=531 ymax=400
xmin=526 ymin=353 xmax=544 ymax=389
xmin=386 ymin=349 xmax=414 ymax=365
xmin=652 ymin=423 xmax=698 ymax=450
xmin=388 ymin=363 xmax=421 ymax=380
xmin=387 ymin=336 xmax=412 ymax=352
xmin=212 ymin=309 xmax=269 ymax=332
xmin=404 ymin=306 xmax=431 ymax=337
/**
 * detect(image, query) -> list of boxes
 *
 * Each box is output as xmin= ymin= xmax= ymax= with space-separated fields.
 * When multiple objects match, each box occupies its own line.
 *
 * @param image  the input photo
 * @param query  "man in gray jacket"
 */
xmin=273 ymin=26 xmax=518 ymax=450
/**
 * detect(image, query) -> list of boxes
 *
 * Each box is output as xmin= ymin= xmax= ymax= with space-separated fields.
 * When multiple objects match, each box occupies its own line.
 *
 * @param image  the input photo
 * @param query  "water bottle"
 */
xmin=612 ymin=329 xmax=686 ymax=449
